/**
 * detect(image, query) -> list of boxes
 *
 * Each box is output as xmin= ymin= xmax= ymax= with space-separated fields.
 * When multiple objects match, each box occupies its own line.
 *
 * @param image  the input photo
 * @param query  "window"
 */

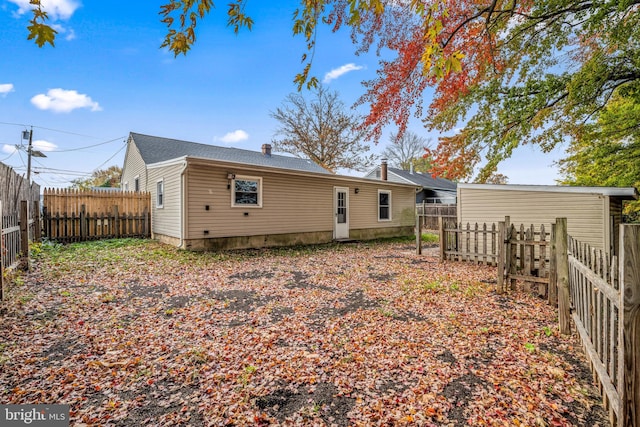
xmin=156 ymin=180 xmax=164 ymax=208
xmin=123 ymin=182 xmax=129 ymax=191
xmin=378 ymin=190 xmax=391 ymax=221
xmin=232 ymin=176 xmax=262 ymax=207
xmin=134 ymin=176 xmax=140 ymax=192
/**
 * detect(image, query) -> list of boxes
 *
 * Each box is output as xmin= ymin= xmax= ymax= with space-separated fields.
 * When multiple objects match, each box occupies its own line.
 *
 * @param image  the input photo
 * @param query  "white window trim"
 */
xmin=156 ymin=179 xmax=164 ymax=209
xmin=123 ymin=182 xmax=129 ymax=191
xmin=231 ymin=175 xmax=263 ymax=208
xmin=134 ymin=175 xmax=140 ymax=192
xmin=378 ymin=189 xmax=392 ymax=221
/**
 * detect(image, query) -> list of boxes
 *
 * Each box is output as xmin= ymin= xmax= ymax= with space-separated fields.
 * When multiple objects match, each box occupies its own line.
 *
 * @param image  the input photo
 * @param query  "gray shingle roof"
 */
xmin=389 ymin=167 xmax=457 ymax=191
xmin=130 ymin=132 xmax=330 ymax=174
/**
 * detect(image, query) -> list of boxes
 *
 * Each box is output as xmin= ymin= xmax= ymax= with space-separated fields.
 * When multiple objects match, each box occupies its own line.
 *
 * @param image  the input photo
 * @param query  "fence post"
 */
xmin=80 ymin=204 xmax=87 ymax=241
xmin=113 ymin=205 xmax=120 ymax=238
xmin=548 ymin=223 xmax=558 ymax=306
xmin=19 ymin=200 xmax=30 ymax=272
xmin=33 ymin=200 xmax=41 ymax=242
xmin=497 ymin=221 xmax=505 ymax=294
xmin=1 ymin=200 xmax=4 ymax=301
xmin=416 ymin=212 xmax=422 ymax=255
xmin=619 ymin=224 xmax=640 ymax=427
xmin=438 ymin=216 xmax=445 ymax=261
xmin=555 ymin=217 xmax=570 ymax=335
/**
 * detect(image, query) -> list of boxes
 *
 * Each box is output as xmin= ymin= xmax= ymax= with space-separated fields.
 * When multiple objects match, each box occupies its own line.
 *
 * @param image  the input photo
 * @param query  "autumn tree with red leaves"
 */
xmin=24 ymin=1 xmax=640 ymax=182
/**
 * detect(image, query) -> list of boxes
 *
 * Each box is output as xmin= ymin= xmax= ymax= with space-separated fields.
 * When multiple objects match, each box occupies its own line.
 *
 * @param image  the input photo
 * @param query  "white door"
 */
xmin=334 ymin=187 xmax=349 ymax=239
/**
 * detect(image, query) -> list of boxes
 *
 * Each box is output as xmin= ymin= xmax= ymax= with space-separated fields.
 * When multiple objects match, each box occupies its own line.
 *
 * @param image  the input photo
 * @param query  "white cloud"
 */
xmin=33 ymin=139 xmax=58 ymax=152
xmin=0 ymin=83 xmax=15 ymax=97
xmin=31 ymin=88 xmax=101 ymax=113
xmin=51 ymin=24 xmax=76 ymax=40
xmin=8 ymin=0 xmax=80 ymax=20
xmin=323 ymin=63 xmax=364 ymax=83
xmin=217 ymin=130 xmax=249 ymax=144
xmin=2 ymin=144 xmax=18 ymax=154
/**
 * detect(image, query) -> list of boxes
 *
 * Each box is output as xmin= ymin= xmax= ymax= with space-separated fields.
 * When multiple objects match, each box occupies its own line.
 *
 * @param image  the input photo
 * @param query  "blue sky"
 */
xmin=0 ymin=0 xmax=565 ymax=188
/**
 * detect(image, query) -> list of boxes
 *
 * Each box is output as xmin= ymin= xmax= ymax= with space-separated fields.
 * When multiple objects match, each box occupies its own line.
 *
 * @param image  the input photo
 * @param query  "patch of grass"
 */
xmin=421 ymin=279 xmax=443 ymax=293
xmin=421 ymin=232 xmax=439 ymax=243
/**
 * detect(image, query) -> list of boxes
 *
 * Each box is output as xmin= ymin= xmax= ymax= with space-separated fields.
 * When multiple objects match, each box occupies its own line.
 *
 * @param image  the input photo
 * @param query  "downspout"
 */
xmin=179 ymin=160 xmax=188 ymax=249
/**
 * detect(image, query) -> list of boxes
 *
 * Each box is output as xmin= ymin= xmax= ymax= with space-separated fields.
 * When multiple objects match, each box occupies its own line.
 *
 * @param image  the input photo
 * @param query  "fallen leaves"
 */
xmin=0 ymin=239 xmax=609 ymax=426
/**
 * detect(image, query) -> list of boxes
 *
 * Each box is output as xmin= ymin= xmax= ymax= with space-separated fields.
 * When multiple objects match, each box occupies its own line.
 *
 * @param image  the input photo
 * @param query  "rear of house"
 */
xmin=122 ymin=133 xmax=417 ymax=250
xmin=457 ymin=184 xmax=638 ymax=255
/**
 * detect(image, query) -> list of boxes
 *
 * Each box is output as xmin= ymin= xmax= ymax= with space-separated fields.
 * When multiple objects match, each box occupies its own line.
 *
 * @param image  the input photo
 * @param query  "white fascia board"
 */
xmin=458 ymin=183 xmax=638 ymax=199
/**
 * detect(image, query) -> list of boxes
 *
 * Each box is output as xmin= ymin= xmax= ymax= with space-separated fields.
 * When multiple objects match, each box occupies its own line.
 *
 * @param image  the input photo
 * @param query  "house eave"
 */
xmin=182 ymin=156 xmax=419 ymax=189
xmin=458 ymin=183 xmax=638 ymax=200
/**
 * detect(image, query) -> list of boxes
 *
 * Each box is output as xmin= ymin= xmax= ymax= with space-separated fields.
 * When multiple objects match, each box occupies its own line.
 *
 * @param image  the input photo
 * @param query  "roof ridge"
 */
xmin=130 ymin=132 xmax=302 ymax=162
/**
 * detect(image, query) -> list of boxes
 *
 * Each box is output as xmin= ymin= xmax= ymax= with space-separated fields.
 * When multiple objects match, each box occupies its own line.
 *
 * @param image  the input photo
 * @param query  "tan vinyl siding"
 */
xmin=148 ymin=163 xmax=184 ymax=238
xmin=458 ymin=187 xmax=607 ymax=250
xmin=121 ymin=141 xmax=147 ymax=191
xmin=185 ymin=164 xmax=415 ymax=240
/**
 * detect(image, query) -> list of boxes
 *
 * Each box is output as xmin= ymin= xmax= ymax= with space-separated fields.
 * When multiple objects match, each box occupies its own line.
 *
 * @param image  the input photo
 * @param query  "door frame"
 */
xmin=333 ymin=186 xmax=350 ymax=239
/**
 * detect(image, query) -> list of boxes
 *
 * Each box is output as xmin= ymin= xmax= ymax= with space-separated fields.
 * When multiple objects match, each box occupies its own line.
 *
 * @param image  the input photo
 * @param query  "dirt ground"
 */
xmin=0 ymin=239 xmax=609 ymax=426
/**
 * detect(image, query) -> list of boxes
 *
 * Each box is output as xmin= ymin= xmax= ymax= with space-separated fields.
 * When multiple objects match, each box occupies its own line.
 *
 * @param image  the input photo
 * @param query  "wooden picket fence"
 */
xmin=42 ymin=189 xmax=151 ymax=243
xmin=438 ymin=216 xmax=639 ymax=427
xmin=1 ymin=200 xmax=40 ymax=301
xmin=566 ymin=226 xmax=640 ymax=427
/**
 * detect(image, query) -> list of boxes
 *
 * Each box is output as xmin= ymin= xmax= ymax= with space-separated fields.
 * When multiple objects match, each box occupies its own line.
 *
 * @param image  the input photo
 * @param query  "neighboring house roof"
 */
xmin=366 ymin=166 xmax=457 ymax=191
xmin=130 ymin=132 xmax=330 ymax=175
xmin=388 ymin=167 xmax=457 ymax=191
xmin=458 ymin=183 xmax=638 ymax=199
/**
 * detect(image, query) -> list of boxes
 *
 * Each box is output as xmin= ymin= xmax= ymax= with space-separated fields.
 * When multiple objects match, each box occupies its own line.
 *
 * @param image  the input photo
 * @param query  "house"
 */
xmin=457 ymin=183 xmax=638 ymax=255
xmin=121 ymin=133 xmax=418 ymax=250
xmin=364 ymin=162 xmax=457 ymax=204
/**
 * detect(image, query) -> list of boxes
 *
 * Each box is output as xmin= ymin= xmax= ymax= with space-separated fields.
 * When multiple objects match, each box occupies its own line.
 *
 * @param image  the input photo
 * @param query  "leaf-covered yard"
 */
xmin=1 ymin=239 xmax=608 ymax=426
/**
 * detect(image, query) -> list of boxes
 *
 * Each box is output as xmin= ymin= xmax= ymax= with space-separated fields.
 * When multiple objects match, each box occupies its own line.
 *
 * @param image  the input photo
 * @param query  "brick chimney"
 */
xmin=262 ymin=144 xmax=272 ymax=157
xmin=381 ymin=158 xmax=388 ymax=181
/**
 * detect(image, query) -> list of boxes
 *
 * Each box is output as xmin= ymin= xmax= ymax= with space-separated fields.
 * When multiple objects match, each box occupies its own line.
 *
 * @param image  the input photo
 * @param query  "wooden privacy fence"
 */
xmin=43 ymin=188 xmax=149 ymax=215
xmin=417 ymin=203 xmax=457 ymax=230
xmin=1 ymin=161 xmax=40 ymax=213
xmin=42 ymin=189 xmax=151 ymax=243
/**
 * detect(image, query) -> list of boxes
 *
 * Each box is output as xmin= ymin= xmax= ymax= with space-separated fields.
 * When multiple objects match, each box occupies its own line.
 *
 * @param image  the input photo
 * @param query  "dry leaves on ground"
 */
xmin=0 ymin=239 xmax=608 ymax=426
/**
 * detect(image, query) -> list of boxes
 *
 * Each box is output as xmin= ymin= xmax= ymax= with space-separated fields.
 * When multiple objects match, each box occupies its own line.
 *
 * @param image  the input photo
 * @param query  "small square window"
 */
xmin=156 ymin=180 xmax=164 ymax=208
xmin=232 ymin=176 xmax=262 ymax=207
xmin=378 ymin=190 xmax=391 ymax=221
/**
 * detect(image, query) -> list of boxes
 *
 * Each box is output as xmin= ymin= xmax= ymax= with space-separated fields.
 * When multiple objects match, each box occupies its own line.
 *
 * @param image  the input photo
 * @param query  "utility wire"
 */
xmin=52 ymin=136 xmax=125 ymax=152
xmin=92 ymin=144 xmax=126 ymax=172
xmin=0 ymin=121 xmax=103 ymax=139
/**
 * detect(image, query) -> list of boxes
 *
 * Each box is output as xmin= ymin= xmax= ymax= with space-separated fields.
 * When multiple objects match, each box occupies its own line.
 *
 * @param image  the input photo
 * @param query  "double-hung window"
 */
xmin=156 ymin=179 xmax=164 ymax=208
xmin=232 ymin=176 xmax=262 ymax=207
xmin=378 ymin=190 xmax=391 ymax=221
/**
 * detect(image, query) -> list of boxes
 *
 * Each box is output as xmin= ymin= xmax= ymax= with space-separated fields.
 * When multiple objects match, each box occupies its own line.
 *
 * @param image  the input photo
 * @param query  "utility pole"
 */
xmin=23 ymin=127 xmax=46 ymax=184
xmin=26 ymin=127 xmax=33 ymax=183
